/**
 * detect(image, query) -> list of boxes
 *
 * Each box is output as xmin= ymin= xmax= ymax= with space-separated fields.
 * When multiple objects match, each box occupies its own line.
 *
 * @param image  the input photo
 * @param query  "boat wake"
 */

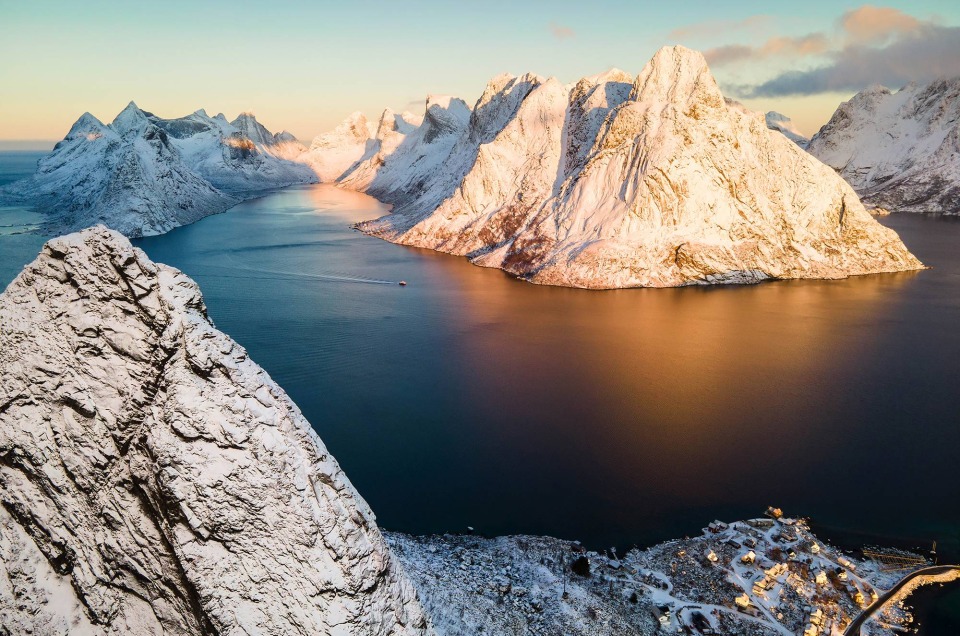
xmin=221 ymin=254 xmax=399 ymax=286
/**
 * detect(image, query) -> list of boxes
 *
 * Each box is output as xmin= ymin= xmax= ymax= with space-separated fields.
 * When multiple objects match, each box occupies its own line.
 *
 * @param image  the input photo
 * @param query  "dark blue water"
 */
xmin=0 ymin=151 xmax=47 ymax=285
xmin=1 ymin=155 xmax=958 ymax=631
xmin=0 ymin=151 xmax=41 ymax=187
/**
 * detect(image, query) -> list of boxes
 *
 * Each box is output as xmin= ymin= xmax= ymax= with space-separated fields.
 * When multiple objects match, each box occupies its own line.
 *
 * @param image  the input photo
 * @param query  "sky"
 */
xmin=1 ymin=1 xmax=958 ymax=147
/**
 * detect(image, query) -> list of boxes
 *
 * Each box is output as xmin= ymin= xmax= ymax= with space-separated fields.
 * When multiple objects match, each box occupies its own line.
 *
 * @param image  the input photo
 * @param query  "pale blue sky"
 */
xmin=1 ymin=0 xmax=958 ymax=144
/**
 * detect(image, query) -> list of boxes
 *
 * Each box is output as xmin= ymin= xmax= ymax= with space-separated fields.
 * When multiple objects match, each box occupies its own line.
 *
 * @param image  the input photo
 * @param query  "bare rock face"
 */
xmin=317 ymin=46 xmax=922 ymax=288
xmin=0 ymin=227 xmax=430 ymax=635
xmin=806 ymin=78 xmax=960 ymax=214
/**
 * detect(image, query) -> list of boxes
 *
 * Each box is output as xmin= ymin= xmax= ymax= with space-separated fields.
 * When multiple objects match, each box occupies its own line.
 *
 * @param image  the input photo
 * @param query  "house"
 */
xmin=753 ymin=577 xmax=776 ymax=596
xmin=765 ymin=563 xmax=788 ymax=578
xmin=735 ymin=593 xmax=751 ymax=609
xmin=838 ymin=557 xmax=856 ymax=571
xmin=741 ymin=551 xmax=756 ymax=564
xmin=707 ymin=550 xmax=719 ymax=563
xmin=815 ymin=570 xmax=828 ymax=586
xmin=810 ymin=543 xmax=821 ymax=554
xmin=809 ymin=608 xmax=825 ymax=627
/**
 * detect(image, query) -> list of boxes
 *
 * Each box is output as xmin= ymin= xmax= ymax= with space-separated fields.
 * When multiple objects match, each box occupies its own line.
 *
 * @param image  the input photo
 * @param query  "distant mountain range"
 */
xmin=0 ymin=103 xmax=315 ymax=236
xmin=7 ymin=47 xmax=956 ymax=287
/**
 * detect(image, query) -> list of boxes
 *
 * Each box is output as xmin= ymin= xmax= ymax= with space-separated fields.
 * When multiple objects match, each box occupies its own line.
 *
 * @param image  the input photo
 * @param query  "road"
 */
xmin=844 ymin=565 xmax=960 ymax=635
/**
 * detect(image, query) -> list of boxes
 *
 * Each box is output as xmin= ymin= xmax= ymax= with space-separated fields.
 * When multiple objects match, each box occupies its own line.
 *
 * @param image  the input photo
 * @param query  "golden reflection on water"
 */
xmin=401 ymin=243 xmax=920 ymax=505
xmin=303 ymin=184 xmax=390 ymax=218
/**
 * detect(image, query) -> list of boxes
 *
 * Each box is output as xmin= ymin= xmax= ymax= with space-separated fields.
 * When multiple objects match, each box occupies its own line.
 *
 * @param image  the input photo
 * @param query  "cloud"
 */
xmin=549 ymin=22 xmax=575 ymax=40
xmin=669 ymin=15 xmax=772 ymax=40
xmin=840 ymin=5 xmax=921 ymax=44
xmin=705 ymin=33 xmax=830 ymax=66
xmin=696 ymin=5 xmax=959 ymax=98
xmin=738 ymin=25 xmax=960 ymax=97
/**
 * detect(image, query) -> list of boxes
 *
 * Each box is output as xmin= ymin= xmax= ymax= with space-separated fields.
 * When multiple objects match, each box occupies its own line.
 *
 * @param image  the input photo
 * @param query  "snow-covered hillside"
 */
xmin=765 ymin=111 xmax=809 ymax=147
xmin=313 ymin=46 xmax=921 ymax=288
xmin=807 ymin=79 xmax=960 ymax=214
xmin=0 ymin=103 xmax=316 ymax=237
xmin=0 ymin=227 xmax=430 ymax=635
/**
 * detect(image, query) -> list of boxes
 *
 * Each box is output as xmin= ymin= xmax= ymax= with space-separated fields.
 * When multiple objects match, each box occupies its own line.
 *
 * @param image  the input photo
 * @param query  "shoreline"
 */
xmin=857 ymin=569 xmax=960 ymax=635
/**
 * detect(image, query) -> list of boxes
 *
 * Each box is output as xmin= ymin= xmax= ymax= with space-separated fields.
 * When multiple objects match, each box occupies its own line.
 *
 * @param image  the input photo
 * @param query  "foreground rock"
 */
xmin=807 ymin=79 xmax=960 ymax=214
xmin=0 ymin=104 xmax=317 ymax=237
xmin=0 ymin=227 xmax=428 ymax=634
xmin=320 ymin=46 xmax=921 ymax=288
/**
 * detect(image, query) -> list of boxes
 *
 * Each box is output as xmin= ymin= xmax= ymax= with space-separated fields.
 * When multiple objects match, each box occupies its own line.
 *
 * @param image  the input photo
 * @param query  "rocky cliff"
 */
xmin=0 ymin=227 xmax=429 ymax=635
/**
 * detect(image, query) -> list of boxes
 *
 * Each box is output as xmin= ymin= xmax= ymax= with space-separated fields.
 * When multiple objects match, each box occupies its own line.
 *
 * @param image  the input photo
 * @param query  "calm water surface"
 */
xmin=1 ymin=161 xmax=958 ymax=627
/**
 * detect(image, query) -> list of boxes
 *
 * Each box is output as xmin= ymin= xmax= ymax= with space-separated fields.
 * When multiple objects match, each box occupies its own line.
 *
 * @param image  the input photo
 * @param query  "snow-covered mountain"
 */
xmin=0 ymin=226 xmax=430 ymax=635
xmin=765 ymin=111 xmax=809 ymax=147
xmin=0 ymin=103 xmax=317 ymax=237
xmin=314 ymin=46 xmax=920 ymax=288
xmin=299 ymin=111 xmax=375 ymax=182
xmin=807 ymin=79 xmax=960 ymax=214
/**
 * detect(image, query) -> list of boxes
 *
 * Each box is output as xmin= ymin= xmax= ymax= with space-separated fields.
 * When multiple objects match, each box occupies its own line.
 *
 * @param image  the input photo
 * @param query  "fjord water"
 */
xmin=1 ymin=170 xmax=958 ymax=582
xmin=0 ymin=176 xmax=957 ymax=553
xmin=0 ymin=151 xmax=46 ymax=282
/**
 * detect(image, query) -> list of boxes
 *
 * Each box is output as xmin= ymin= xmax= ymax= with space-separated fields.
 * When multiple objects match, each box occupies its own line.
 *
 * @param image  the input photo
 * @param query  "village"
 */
xmin=387 ymin=510 xmax=933 ymax=635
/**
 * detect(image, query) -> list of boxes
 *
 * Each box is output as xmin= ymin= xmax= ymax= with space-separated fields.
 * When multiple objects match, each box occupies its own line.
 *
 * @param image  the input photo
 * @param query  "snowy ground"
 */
xmin=387 ymin=516 xmax=929 ymax=636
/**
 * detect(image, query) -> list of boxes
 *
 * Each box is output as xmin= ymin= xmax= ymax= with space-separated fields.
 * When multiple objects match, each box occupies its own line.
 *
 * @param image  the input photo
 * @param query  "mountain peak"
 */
xmin=111 ymin=101 xmax=149 ymax=135
xmin=67 ymin=112 xmax=107 ymax=137
xmin=631 ymin=45 xmax=723 ymax=109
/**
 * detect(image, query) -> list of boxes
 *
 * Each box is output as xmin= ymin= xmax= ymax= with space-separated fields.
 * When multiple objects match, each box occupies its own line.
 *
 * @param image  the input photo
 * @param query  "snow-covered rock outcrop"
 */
xmin=807 ymin=79 xmax=960 ymax=214
xmin=0 ymin=103 xmax=317 ymax=237
xmin=0 ymin=227 xmax=430 ymax=635
xmin=765 ymin=111 xmax=809 ymax=147
xmin=321 ymin=46 xmax=920 ymax=288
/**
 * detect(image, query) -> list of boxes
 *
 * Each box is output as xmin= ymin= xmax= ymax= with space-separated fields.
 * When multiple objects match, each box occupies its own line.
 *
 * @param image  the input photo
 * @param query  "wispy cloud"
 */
xmin=705 ymin=34 xmax=830 ymax=66
xmin=549 ymin=22 xmax=575 ymax=40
